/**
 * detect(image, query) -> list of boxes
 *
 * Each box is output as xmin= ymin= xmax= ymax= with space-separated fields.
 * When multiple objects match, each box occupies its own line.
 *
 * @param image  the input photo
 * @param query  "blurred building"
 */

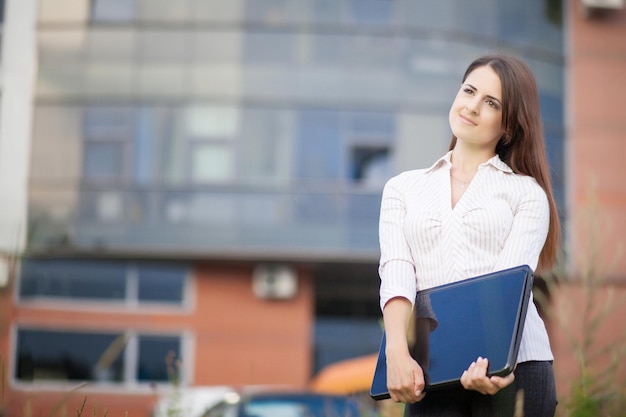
xmin=0 ymin=0 xmax=622 ymax=416
xmin=551 ymin=0 xmax=626 ymax=408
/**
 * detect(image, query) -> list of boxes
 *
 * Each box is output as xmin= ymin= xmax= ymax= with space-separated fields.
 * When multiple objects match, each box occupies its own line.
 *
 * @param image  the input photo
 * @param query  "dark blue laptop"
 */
xmin=370 ymin=265 xmax=534 ymax=400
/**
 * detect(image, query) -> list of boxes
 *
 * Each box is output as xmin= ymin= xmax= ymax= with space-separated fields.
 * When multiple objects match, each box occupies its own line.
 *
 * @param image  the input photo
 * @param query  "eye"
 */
xmin=486 ymin=99 xmax=500 ymax=110
xmin=463 ymin=88 xmax=474 ymax=95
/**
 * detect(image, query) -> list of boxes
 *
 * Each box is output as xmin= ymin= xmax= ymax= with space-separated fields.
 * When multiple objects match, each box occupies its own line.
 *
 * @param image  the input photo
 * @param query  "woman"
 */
xmin=378 ymin=54 xmax=560 ymax=416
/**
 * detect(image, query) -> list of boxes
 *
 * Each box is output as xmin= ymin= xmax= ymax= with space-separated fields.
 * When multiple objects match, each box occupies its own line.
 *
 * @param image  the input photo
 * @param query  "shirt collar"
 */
xmin=486 ymin=154 xmax=513 ymax=173
xmin=426 ymin=151 xmax=513 ymax=174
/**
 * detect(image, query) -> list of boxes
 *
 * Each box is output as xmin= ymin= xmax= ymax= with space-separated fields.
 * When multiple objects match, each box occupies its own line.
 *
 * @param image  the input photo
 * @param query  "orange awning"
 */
xmin=309 ymin=354 xmax=378 ymax=395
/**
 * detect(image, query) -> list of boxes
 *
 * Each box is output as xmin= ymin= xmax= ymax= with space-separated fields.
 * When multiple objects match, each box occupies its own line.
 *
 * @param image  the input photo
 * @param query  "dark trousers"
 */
xmin=404 ymin=361 xmax=557 ymax=417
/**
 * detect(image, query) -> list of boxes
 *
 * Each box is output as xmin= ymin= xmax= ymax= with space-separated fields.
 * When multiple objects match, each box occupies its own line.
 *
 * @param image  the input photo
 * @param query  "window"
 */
xmin=137 ymin=335 xmax=180 ymax=381
xmin=294 ymin=110 xmax=342 ymax=182
xmin=350 ymin=0 xmax=393 ymax=25
xmin=349 ymin=146 xmax=389 ymax=185
xmin=83 ymin=141 xmax=127 ymax=181
xmin=19 ymin=259 xmax=188 ymax=306
xmin=91 ymin=0 xmax=136 ymax=22
xmin=19 ymin=259 xmax=126 ymax=301
xmin=16 ymin=329 xmax=125 ymax=382
xmin=345 ymin=111 xmax=393 ymax=187
xmin=243 ymin=32 xmax=296 ymax=65
xmin=239 ymin=108 xmax=292 ymax=185
xmin=15 ymin=328 xmax=182 ymax=384
xmin=183 ymin=106 xmax=239 ymax=183
xmin=190 ymin=143 xmax=234 ymax=182
xmin=83 ymin=107 xmax=135 ymax=183
xmin=137 ymin=263 xmax=186 ymax=304
xmin=294 ymin=110 xmax=393 ymax=185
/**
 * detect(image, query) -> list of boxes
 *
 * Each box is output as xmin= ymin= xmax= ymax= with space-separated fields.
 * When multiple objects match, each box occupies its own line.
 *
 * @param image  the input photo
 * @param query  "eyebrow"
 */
xmin=464 ymin=83 xmax=502 ymax=106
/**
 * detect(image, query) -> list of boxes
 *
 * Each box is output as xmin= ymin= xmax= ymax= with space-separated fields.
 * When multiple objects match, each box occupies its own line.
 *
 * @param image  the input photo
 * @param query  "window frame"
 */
xmin=12 ymin=326 xmax=189 ymax=389
xmin=16 ymin=259 xmax=191 ymax=310
xmin=82 ymin=106 xmax=136 ymax=185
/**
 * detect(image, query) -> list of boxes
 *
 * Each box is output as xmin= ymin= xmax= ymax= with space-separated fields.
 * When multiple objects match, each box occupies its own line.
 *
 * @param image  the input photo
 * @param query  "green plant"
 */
xmin=1 ymin=355 xmax=5 ymax=417
xmin=45 ymin=382 xmax=88 ymax=417
xmin=155 ymin=350 xmax=185 ymax=417
xmin=538 ymin=188 xmax=626 ymax=417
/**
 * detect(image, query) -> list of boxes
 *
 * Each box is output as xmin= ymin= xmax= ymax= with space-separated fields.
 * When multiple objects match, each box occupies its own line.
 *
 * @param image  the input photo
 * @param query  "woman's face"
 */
xmin=448 ymin=65 xmax=504 ymax=151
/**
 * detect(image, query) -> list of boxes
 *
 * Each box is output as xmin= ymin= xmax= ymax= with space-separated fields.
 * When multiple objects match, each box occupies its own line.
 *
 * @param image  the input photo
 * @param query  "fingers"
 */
xmin=414 ymin=390 xmax=426 ymax=403
xmin=389 ymin=385 xmax=425 ymax=403
xmin=460 ymin=357 xmax=489 ymax=389
xmin=460 ymin=357 xmax=515 ymax=395
xmin=387 ymin=366 xmax=426 ymax=404
xmin=490 ymin=371 xmax=515 ymax=389
xmin=389 ymin=382 xmax=425 ymax=403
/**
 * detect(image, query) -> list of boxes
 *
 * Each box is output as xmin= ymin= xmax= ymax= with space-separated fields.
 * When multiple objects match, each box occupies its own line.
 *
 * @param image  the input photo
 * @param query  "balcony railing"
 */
xmin=28 ymin=184 xmax=382 ymax=261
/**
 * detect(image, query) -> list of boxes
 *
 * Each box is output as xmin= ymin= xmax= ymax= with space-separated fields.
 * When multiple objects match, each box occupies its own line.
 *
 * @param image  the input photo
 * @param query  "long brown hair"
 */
xmin=449 ymin=54 xmax=561 ymax=272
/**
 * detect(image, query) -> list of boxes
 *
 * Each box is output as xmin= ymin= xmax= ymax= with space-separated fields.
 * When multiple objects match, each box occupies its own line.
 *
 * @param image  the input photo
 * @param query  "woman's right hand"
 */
xmin=386 ymin=347 xmax=426 ymax=403
xmin=383 ymin=297 xmax=426 ymax=403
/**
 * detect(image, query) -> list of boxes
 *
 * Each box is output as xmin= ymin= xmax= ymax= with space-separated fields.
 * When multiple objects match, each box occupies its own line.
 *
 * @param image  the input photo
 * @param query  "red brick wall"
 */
xmin=567 ymin=0 xmax=626 ymax=277
xmin=1 ymin=262 xmax=314 ymax=417
xmin=551 ymin=0 xmax=626 ymax=405
xmin=192 ymin=263 xmax=314 ymax=387
xmin=550 ymin=284 xmax=626 ymax=397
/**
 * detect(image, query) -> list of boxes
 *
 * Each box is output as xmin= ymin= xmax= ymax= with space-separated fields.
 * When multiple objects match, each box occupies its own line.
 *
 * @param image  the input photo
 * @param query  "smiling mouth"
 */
xmin=459 ymin=114 xmax=477 ymax=126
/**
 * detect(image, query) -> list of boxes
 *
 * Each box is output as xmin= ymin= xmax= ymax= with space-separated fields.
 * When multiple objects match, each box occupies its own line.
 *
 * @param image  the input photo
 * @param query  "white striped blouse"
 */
xmin=378 ymin=151 xmax=553 ymax=363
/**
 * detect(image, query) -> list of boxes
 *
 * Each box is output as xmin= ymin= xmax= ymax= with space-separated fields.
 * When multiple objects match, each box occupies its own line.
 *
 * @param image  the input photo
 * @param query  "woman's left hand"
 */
xmin=460 ymin=357 xmax=515 ymax=395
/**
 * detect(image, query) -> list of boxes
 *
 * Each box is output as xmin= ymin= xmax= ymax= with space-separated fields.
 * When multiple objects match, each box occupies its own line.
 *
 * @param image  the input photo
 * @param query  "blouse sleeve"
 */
xmin=493 ymin=179 xmax=550 ymax=272
xmin=378 ymin=174 xmax=418 ymax=311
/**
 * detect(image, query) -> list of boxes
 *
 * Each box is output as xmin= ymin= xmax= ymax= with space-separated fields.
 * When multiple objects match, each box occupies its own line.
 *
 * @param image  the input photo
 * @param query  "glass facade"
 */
xmin=19 ymin=259 xmax=188 ymax=305
xmin=26 ymin=0 xmax=564 ymax=376
xmin=15 ymin=328 xmax=182 ymax=384
xmin=30 ymin=0 xmax=564 ymax=260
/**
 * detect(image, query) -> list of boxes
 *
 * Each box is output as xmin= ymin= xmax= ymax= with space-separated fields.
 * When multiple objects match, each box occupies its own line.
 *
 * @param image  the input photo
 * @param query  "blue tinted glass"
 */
xmin=310 ymin=33 xmax=343 ymax=66
xmin=134 ymin=108 xmax=156 ymax=184
xmin=137 ymin=263 xmax=186 ymax=303
xmin=243 ymin=32 xmax=295 ymax=64
xmin=19 ymin=259 xmax=127 ymax=300
xmin=347 ymin=111 xmax=394 ymax=137
xmin=347 ymin=193 xmax=382 ymax=224
xmin=350 ymin=0 xmax=392 ymax=24
xmin=83 ymin=142 xmax=125 ymax=180
xmin=137 ymin=335 xmax=181 ymax=381
xmin=314 ymin=318 xmax=382 ymax=373
xmin=540 ymin=93 xmax=564 ymax=125
xmin=295 ymin=111 xmax=341 ymax=181
xmin=82 ymin=106 xmax=134 ymax=181
xmin=92 ymin=0 xmax=135 ymax=22
xmin=16 ymin=329 xmax=125 ymax=382
xmin=310 ymin=0 xmax=349 ymax=24
xmin=83 ymin=106 xmax=135 ymax=131
xmin=349 ymin=147 xmax=389 ymax=184
xmin=545 ymin=133 xmax=565 ymax=211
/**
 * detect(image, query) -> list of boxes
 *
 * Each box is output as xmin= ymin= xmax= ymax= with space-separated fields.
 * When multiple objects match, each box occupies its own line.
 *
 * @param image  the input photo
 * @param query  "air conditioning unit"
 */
xmin=581 ymin=0 xmax=623 ymax=9
xmin=97 ymin=191 xmax=123 ymax=222
xmin=252 ymin=264 xmax=298 ymax=300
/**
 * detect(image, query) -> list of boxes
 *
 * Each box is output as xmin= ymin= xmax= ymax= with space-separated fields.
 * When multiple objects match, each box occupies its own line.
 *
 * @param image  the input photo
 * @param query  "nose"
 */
xmin=465 ymin=98 xmax=480 ymax=114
